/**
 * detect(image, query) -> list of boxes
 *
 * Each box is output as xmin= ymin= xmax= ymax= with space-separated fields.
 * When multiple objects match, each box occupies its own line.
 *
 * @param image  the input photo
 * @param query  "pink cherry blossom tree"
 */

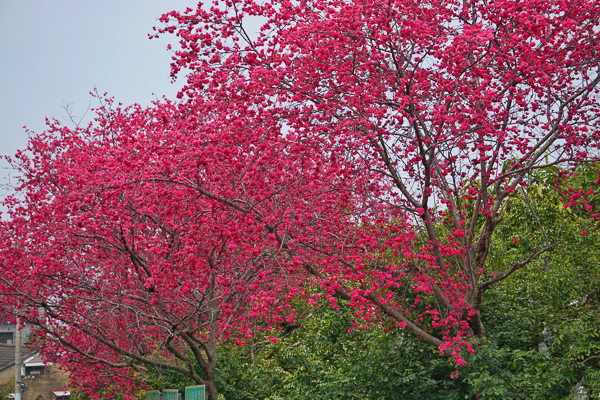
xmin=155 ymin=0 xmax=600 ymax=361
xmin=0 ymin=95 xmax=358 ymax=398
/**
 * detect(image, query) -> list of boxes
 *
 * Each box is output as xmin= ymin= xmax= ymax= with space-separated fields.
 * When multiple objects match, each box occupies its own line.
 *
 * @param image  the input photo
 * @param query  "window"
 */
xmin=0 ymin=332 xmax=13 ymax=344
xmin=25 ymin=365 xmax=44 ymax=376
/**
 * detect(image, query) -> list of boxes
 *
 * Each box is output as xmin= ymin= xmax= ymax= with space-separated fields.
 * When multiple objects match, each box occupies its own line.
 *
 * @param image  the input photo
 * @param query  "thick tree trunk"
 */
xmin=205 ymin=313 xmax=219 ymax=400
xmin=470 ymin=311 xmax=486 ymax=338
xmin=205 ymin=379 xmax=219 ymax=400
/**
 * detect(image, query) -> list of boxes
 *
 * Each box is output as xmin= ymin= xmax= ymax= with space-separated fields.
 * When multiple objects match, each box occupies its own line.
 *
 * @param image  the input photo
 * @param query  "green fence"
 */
xmin=146 ymin=390 xmax=160 ymax=400
xmin=185 ymin=385 xmax=206 ymax=400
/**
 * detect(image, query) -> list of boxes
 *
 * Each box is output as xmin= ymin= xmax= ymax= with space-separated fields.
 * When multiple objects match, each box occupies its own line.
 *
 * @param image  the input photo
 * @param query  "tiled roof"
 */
xmin=0 ymin=343 xmax=34 ymax=371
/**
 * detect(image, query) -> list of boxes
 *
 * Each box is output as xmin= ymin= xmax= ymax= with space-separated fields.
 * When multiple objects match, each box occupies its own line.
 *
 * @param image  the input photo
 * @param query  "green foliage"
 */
xmin=142 ymin=364 xmax=197 ymax=393
xmin=0 ymin=381 xmax=14 ymax=400
xmin=215 ymin=303 xmax=470 ymax=399
xmin=70 ymin=386 xmax=142 ymax=400
xmin=481 ymin=166 xmax=600 ymax=398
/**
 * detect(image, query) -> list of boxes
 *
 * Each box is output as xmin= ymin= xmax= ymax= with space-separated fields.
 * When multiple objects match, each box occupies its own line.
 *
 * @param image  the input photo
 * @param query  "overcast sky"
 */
xmin=0 ymin=0 xmax=193 ymax=199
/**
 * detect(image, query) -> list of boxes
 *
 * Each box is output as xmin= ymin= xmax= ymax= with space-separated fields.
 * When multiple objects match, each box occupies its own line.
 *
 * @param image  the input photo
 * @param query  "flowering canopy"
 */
xmin=0 ymin=95 xmax=363 ymax=396
xmin=155 ymin=0 xmax=600 ymax=358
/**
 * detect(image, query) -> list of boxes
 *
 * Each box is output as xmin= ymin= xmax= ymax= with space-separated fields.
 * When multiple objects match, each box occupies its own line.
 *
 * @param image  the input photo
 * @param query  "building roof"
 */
xmin=0 ymin=343 xmax=34 ymax=372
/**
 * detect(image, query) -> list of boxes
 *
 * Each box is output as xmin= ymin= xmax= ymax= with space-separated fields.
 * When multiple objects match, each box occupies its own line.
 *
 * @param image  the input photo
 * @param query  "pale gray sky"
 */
xmin=0 ymin=0 xmax=192 ymax=196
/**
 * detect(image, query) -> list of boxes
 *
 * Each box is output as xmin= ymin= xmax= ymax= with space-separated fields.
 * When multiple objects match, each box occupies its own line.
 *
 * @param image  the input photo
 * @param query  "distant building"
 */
xmin=0 ymin=322 xmax=70 ymax=400
xmin=0 ymin=321 xmax=33 ymax=345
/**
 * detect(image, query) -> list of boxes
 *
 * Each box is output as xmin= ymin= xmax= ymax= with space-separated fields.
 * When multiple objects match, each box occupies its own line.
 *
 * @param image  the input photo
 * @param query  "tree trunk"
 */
xmin=205 ymin=379 xmax=219 ymax=400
